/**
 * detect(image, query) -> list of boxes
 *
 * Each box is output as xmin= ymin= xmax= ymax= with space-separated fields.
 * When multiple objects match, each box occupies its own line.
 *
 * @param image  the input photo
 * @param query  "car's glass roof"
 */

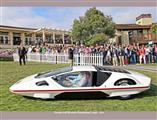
xmin=35 ymin=67 xmax=72 ymax=78
xmin=95 ymin=66 xmax=130 ymax=74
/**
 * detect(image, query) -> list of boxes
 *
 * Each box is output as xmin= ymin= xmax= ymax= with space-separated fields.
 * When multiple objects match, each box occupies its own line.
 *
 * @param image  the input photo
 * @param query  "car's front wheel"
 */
xmin=118 ymin=94 xmax=131 ymax=100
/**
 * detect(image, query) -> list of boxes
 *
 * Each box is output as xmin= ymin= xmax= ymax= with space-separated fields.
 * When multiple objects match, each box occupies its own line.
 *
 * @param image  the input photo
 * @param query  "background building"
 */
xmin=0 ymin=26 xmax=72 ymax=49
xmin=111 ymin=14 xmax=157 ymax=45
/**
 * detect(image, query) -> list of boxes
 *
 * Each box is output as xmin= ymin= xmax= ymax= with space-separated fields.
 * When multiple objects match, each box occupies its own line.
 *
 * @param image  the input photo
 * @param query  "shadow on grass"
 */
xmin=134 ymin=84 xmax=157 ymax=99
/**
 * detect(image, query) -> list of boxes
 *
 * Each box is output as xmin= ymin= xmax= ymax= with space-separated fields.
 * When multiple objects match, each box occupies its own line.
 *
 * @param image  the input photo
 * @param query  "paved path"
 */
xmin=118 ymin=65 xmax=157 ymax=73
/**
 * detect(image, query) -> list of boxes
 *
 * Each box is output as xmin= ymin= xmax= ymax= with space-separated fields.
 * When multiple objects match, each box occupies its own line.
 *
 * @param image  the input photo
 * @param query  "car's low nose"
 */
xmin=9 ymin=74 xmax=37 ymax=93
xmin=9 ymin=82 xmax=30 ymax=93
xmin=9 ymin=84 xmax=21 ymax=93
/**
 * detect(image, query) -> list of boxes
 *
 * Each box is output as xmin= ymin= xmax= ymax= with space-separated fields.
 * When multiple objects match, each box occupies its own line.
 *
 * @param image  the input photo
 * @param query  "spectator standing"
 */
xmin=139 ymin=45 xmax=146 ymax=64
xmin=152 ymin=44 xmax=157 ymax=63
xmin=40 ymin=45 xmax=46 ymax=54
xmin=124 ymin=45 xmax=129 ymax=65
xmin=149 ymin=45 xmax=153 ymax=63
xmin=18 ymin=44 xmax=27 ymax=65
xmin=133 ymin=45 xmax=138 ymax=64
xmin=35 ymin=45 xmax=40 ymax=53
xmin=68 ymin=46 xmax=74 ymax=67
xmin=31 ymin=46 xmax=36 ymax=52
xmin=73 ymin=45 xmax=79 ymax=54
xmin=102 ymin=47 xmax=108 ymax=65
xmin=106 ymin=46 xmax=112 ymax=65
xmin=136 ymin=44 xmax=140 ymax=63
xmin=117 ymin=45 xmax=125 ymax=66
xmin=111 ymin=46 xmax=118 ymax=66
xmin=145 ymin=45 xmax=151 ymax=63
xmin=27 ymin=45 xmax=32 ymax=53
xmin=47 ymin=46 xmax=52 ymax=54
xmin=130 ymin=46 xmax=137 ymax=64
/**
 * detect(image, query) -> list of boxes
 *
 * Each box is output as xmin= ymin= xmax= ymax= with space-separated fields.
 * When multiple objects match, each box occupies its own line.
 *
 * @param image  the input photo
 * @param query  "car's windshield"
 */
xmin=35 ymin=67 xmax=72 ymax=78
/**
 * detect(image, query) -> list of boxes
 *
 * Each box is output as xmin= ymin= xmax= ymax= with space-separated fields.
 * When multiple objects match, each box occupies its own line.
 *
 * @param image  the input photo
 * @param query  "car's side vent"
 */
xmin=36 ymin=80 xmax=49 ymax=86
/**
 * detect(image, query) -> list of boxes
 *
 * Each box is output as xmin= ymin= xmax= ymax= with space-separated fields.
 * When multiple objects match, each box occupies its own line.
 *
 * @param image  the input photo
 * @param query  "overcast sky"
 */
xmin=0 ymin=7 xmax=156 ymax=30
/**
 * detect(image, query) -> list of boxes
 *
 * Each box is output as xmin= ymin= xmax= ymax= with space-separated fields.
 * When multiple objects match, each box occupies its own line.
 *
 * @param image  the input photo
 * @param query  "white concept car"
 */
xmin=10 ymin=66 xmax=151 ymax=99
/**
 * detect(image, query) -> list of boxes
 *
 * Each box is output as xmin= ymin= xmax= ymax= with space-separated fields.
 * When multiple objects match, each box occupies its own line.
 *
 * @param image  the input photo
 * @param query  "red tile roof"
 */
xmin=115 ymin=24 xmax=151 ymax=30
xmin=136 ymin=14 xmax=151 ymax=21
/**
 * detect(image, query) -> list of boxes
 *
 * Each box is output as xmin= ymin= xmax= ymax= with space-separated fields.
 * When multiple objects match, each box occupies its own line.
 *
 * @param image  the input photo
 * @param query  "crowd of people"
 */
xmin=23 ymin=43 xmax=157 ymax=66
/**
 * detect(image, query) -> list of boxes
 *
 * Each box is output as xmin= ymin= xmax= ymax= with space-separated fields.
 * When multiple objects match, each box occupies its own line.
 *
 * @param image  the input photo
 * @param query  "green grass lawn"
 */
xmin=0 ymin=62 xmax=157 ymax=111
xmin=136 ymin=63 xmax=157 ymax=67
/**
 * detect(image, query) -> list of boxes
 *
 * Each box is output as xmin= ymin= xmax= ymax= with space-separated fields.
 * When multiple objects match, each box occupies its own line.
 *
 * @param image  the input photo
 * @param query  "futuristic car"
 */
xmin=10 ymin=66 xmax=151 ymax=99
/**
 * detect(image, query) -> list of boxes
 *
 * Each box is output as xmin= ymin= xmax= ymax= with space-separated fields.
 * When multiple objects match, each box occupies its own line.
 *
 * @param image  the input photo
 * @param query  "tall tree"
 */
xmin=72 ymin=7 xmax=116 ymax=45
xmin=150 ymin=24 xmax=157 ymax=34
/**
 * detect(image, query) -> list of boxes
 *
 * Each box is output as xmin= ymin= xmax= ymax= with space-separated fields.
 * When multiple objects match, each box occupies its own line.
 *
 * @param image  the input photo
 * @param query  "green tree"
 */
xmin=150 ymin=24 xmax=157 ymax=33
xmin=72 ymin=7 xmax=115 ymax=45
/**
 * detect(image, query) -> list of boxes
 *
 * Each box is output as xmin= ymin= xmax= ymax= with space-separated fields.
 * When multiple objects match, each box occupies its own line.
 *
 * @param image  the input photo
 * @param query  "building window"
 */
xmin=0 ymin=32 xmax=9 ymax=45
xmin=64 ymin=35 xmax=71 ymax=44
xmin=55 ymin=34 xmax=62 ymax=44
xmin=46 ymin=35 xmax=53 ymax=43
xmin=137 ymin=30 xmax=143 ymax=34
xmin=25 ymin=37 xmax=33 ymax=45
xmin=13 ymin=33 xmax=21 ymax=45
xmin=35 ymin=34 xmax=43 ymax=45
xmin=25 ymin=34 xmax=33 ymax=45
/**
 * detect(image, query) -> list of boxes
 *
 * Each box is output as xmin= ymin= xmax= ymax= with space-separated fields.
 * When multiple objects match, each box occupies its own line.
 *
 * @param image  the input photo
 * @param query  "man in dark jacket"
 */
xmin=68 ymin=46 xmax=74 ymax=67
xmin=18 ymin=44 xmax=27 ymax=65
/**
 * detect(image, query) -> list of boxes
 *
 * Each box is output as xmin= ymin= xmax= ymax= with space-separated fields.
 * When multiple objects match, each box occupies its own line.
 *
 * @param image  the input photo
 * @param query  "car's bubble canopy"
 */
xmin=35 ymin=67 xmax=72 ymax=78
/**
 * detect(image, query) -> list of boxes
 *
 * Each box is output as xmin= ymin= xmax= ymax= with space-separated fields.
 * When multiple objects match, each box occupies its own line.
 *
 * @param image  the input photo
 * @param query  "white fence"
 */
xmin=13 ymin=53 xmax=103 ymax=66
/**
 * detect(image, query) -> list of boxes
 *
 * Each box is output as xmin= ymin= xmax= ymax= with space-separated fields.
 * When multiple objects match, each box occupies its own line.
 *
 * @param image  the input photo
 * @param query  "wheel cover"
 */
xmin=119 ymin=82 xmax=130 ymax=98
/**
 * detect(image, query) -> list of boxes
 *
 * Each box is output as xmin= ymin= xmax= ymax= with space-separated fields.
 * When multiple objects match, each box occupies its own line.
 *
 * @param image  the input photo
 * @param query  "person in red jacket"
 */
xmin=138 ymin=45 xmax=146 ymax=64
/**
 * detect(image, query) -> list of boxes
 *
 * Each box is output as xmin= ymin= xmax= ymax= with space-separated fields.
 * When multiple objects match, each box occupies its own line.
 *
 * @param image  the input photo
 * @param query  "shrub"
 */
xmin=0 ymin=50 xmax=14 ymax=61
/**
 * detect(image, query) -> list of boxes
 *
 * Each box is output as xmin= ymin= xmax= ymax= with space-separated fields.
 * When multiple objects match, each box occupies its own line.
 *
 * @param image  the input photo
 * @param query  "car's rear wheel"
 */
xmin=115 ymin=80 xmax=134 ymax=100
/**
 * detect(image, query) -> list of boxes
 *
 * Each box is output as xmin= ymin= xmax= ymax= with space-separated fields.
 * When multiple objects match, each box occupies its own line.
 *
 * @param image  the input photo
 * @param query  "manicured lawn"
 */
xmin=0 ymin=62 xmax=157 ymax=111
